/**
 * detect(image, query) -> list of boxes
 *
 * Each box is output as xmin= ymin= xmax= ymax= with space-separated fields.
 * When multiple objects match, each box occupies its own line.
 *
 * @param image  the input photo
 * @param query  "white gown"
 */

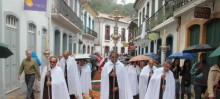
xmin=40 ymin=66 xmax=70 ymax=99
xmin=126 ymin=64 xmax=140 ymax=96
xmin=144 ymin=67 xmax=175 ymax=99
xmin=59 ymin=56 xmax=83 ymax=99
xmin=100 ymin=60 xmax=133 ymax=99
xmin=78 ymin=63 xmax=92 ymax=94
xmin=139 ymin=65 xmax=157 ymax=99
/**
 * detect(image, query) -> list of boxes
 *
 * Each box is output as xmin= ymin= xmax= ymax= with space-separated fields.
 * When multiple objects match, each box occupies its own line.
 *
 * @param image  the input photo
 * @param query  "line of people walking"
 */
xmin=18 ymin=50 xmax=92 ymax=99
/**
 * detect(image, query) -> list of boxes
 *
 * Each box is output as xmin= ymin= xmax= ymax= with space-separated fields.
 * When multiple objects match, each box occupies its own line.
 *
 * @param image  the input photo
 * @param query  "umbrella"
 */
xmin=129 ymin=55 xmax=152 ymax=62
xmin=168 ymin=52 xmax=197 ymax=59
xmin=0 ymin=43 xmax=13 ymax=58
xmin=89 ymin=54 xmax=98 ymax=62
xmin=144 ymin=53 xmax=159 ymax=60
xmin=183 ymin=44 xmax=216 ymax=53
xmin=209 ymin=47 xmax=220 ymax=57
xmin=74 ymin=54 xmax=90 ymax=60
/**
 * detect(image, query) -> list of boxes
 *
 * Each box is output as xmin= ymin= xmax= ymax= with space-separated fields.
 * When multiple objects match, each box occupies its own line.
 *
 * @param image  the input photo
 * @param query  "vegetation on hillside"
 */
xmin=90 ymin=0 xmax=137 ymax=19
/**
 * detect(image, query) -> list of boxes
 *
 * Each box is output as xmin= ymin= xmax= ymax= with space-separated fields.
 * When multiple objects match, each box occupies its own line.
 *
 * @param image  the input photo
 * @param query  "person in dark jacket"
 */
xmin=171 ymin=58 xmax=181 ymax=99
xmin=191 ymin=53 xmax=210 ymax=99
xmin=180 ymin=59 xmax=191 ymax=99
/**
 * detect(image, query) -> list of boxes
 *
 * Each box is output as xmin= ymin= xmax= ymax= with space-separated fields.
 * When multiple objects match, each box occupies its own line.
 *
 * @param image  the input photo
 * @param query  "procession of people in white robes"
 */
xmin=39 ymin=51 xmax=176 ymax=99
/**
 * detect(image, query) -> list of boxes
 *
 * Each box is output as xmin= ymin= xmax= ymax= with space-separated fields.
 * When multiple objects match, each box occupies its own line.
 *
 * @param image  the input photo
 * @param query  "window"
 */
xmin=139 ymin=12 xmax=141 ymax=26
xmin=87 ymin=46 xmax=90 ymax=54
xmin=69 ymin=36 xmax=73 ymax=53
xmin=147 ymin=2 xmax=149 ymax=17
xmin=27 ymin=23 xmax=36 ymax=50
xmin=84 ymin=12 xmax=87 ymax=32
xmin=151 ymin=0 xmax=155 ymax=15
xmin=6 ymin=15 xmax=18 ymax=28
xmin=121 ymin=47 xmax=125 ymax=54
xmin=150 ymin=40 xmax=154 ymax=52
xmin=142 ymin=8 xmax=145 ymax=22
xmin=75 ymin=0 xmax=77 ymax=13
xmin=92 ymin=20 xmax=94 ymax=30
xmin=113 ymin=46 xmax=118 ymax=52
xmin=89 ymin=16 xmax=91 ymax=29
xmin=105 ymin=25 xmax=110 ymax=40
xmin=121 ymin=28 xmax=125 ymax=41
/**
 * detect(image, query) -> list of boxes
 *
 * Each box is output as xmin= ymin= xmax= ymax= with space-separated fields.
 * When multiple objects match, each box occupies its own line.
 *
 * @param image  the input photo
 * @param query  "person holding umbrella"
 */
xmin=191 ymin=53 xmax=210 ymax=99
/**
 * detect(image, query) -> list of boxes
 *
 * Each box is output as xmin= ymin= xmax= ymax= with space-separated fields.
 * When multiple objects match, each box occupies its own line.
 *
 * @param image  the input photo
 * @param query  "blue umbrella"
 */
xmin=168 ymin=52 xmax=197 ymax=59
xmin=144 ymin=53 xmax=159 ymax=60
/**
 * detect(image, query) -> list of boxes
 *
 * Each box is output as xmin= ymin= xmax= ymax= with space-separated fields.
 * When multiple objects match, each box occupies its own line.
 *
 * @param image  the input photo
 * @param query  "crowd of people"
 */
xmin=17 ymin=49 xmax=220 ymax=99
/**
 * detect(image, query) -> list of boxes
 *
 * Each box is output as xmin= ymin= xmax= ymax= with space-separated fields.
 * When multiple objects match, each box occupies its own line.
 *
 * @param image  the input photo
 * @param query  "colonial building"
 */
xmin=0 ymin=0 xmax=83 ymax=98
xmin=127 ymin=18 xmax=138 ymax=56
xmin=94 ymin=13 xmax=130 ymax=58
xmin=81 ymin=0 xmax=98 ymax=54
xmin=134 ymin=0 xmax=220 ymax=64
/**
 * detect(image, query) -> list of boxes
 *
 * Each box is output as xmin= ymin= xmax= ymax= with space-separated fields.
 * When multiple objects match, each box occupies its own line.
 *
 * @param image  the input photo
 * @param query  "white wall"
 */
xmin=99 ymin=18 xmax=129 ymax=55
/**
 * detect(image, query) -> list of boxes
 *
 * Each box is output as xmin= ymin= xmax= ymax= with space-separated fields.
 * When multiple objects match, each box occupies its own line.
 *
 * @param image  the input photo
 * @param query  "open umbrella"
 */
xmin=168 ymin=52 xmax=197 ymax=59
xmin=209 ymin=47 xmax=220 ymax=57
xmin=74 ymin=54 xmax=90 ymax=60
xmin=0 ymin=43 xmax=13 ymax=58
xmin=144 ymin=53 xmax=159 ymax=60
xmin=183 ymin=44 xmax=216 ymax=53
xmin=129 ymin=55 xmax=152 ymax=62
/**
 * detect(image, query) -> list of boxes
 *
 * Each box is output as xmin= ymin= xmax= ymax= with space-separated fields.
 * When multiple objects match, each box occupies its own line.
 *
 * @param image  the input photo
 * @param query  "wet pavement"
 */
xmin=8 ymin=91 xmax=40 ymax=99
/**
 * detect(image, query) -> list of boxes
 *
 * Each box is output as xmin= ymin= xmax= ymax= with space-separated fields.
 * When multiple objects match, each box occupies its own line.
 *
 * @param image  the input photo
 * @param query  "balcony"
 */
xmin=52 ymin=0 xmax=83 ymax=32
xmin=173 ymin=0 xmax=207 ymax=17
xmin=135 ymin=24 xmax=142 ymax=38
xmin=174 ymin=0 xmax=195 ymax=11
xmin=146 ymin=2 xmax=174 ymax=31
xmin=85 ymin=27 xmax=97 ymax=38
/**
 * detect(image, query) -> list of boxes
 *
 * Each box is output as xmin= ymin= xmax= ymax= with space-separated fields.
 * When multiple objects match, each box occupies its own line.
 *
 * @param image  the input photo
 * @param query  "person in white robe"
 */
xmin=101 ymin=51 xmax=133 ymax=99
xmin=77 ymin=58 xmax=92 ymax=94
xmin=126 ymin=61 xmax=141 ymax=99
xmin=144 ymin=59 xmax=175 ymax=99
xmin=139 ymin=60 xmax=157 ymax=99
xmin=40 ymin=56 xmax=70 ymax=99
xmin=59 ymin=51 xmax=83 ymax=99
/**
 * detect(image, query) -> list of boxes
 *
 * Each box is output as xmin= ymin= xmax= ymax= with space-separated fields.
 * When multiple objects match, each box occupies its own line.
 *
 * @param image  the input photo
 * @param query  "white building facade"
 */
xmin=134 ymin=0 xmax=220 ymax=65
xmin=95 ymin=13 xmax=130 ymax=57
xmin=0 ymin=0 xmax=83 ymax=98
xmin=81 ymin=1 xmax=98 ymax=54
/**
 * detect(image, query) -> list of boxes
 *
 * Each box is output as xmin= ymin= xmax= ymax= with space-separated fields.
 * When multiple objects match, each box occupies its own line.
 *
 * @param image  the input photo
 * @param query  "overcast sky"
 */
xmin=116 ymin=0 xmax=135 ymax=4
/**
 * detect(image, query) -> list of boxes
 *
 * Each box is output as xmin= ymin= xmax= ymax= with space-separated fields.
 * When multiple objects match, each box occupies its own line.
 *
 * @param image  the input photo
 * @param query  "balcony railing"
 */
xmin=52 ymin=0 xmax=83 ymax=29
xmin=146 ymin=2 xmax=174 ymax=31
xmin=86 ymin=27 xmax=97 ymax=37
xmin=174 ymin=0 xmax=195 ymax=11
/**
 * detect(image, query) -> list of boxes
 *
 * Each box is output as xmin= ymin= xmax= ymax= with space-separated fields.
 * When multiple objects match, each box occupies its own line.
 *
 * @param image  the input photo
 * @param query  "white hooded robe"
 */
xmin=144 ymin=67 xmax=175 ymax=99
xmin=126 ymin=64 xmax=140 ymax=96
xmin=40 ymin=66 xmax=70 ymax=99
xmin=139 ymin=65 xmax=157 ymax=99
xmin=100 ymin=60 xmax=133 ymax=99
xmin=78 ymin=63 xmax=92 ymax=94
xmin=59 ymin=56 xmax=83 ymax=99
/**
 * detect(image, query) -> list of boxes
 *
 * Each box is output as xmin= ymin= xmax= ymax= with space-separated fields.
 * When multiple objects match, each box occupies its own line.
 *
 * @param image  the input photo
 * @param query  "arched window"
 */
xmin=63 ymin=33 xmax=68 ymax=52
xmin=55 ymin=30 xmax=61 ymax=55
xmin=87 ymin=46 xmax=90 ymax=54
xmin=150 ymin=40 xmax=154 ymax=53
xmin=166 ymin=35 xmax=173 ymax=58
xmin=69 ymin=36 xmax=73 ymax=54
xmin=83 ymin=45 xmax=86 ymax=54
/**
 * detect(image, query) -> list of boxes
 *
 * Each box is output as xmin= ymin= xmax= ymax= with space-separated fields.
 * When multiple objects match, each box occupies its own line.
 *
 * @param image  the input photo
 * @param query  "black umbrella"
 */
xmin=182 ymin=44 xmax=216 ymax=53
xmin=89 ymin=55 xmax=98 ymax=63
xmin=0 ymin=43 xmax=13 ymax=58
